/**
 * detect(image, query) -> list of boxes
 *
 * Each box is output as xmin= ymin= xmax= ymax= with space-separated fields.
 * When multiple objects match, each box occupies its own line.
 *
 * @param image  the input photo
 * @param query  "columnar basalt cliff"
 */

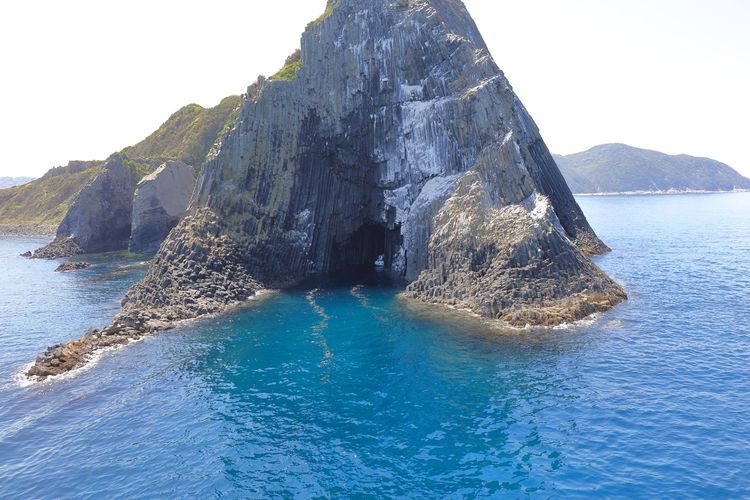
xmin=28 ymin=0 xmax=626 ymax=380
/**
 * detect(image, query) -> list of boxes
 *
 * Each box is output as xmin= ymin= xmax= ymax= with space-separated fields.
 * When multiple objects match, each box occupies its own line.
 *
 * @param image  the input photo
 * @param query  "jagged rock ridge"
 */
xmin=28 ymin=0 xmax=626 ymax=380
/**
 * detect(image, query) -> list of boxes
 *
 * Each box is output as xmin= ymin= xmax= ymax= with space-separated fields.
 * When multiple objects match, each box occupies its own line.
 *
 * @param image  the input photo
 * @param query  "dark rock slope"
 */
xmin=28 ymin=0 xmax=626 ymax=380
xmin=33 ymin=155 xmax=137 ymax=258
xmin=555 ymin=143 xmax=750 ymax=194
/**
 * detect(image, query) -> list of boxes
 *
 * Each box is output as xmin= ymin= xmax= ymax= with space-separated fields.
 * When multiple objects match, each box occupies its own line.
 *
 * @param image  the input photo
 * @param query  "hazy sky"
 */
xmin=1 ymin=0 xmax=748 ymax=177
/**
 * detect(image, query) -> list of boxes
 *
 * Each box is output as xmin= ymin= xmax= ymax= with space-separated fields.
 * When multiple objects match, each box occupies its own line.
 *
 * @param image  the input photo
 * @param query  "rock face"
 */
xmin=33 ymin=155 xmax=137 ymax=258
xmin=28 ymin=0 xmax=626 ymax=380
xmin=129 ymin=161 xmax=197 ymax=253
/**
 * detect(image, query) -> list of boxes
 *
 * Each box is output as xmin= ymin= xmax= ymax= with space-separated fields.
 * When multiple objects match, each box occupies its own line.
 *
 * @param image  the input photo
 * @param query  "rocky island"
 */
xmin=27 ymin=0 xmax=626 ymax=380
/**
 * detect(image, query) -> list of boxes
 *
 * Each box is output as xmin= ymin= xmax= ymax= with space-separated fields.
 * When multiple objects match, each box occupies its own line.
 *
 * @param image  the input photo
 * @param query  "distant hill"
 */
xmin=0 ymin=96 xmax=240 ymax=230
xmin=0 ymin=177 xmax=34 ymax=189
xmin=0 ymin=162 xmax=102 ymax=228
xmin=554 ymin=144 xmax=750 ymax=194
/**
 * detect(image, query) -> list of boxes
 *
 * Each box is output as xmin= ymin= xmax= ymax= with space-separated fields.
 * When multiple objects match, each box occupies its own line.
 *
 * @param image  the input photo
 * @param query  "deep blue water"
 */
xmin=1 ymin=193 xmax=749 ymax=498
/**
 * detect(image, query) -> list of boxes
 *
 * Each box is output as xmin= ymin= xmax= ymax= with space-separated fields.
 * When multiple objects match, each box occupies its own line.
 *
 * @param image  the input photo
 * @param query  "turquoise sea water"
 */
xmin=1 ymin=193 xmax=749 ymax=497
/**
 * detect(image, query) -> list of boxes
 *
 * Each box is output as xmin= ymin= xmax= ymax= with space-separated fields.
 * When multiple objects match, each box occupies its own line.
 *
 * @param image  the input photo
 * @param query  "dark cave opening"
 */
xmin=331 ymin=221 xmax=402 ymax=275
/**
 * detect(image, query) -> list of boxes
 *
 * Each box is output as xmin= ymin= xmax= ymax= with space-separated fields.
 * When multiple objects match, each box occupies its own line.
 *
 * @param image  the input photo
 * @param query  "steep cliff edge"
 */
xmin=28 ymin=0 xmax=625 ymax=380
xmin=33 ymin=155 xmax=137 ymax=257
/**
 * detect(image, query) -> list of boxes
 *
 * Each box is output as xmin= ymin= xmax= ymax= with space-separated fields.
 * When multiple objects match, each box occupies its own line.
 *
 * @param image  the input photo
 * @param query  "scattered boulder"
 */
xmin=54 ymin=262 xmax=91 ymax=273
xmin=129 ymin=161 xmax=197 ymax=253
xmin=20 ymin=251 xmax=32 ymax=258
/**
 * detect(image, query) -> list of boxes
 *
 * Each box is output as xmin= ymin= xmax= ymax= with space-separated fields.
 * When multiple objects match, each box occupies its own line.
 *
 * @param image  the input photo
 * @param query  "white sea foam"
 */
xmin=12 ymin=340 xmax=142 ymax=388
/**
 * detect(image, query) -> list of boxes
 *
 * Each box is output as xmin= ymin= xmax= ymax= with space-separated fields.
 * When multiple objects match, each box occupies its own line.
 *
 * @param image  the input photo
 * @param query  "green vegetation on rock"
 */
xmin=121 ymin=95 xmax=242 ymax=174
xmin=306 ymin=0 xmax=341 ymax=29
xmin=270 ymin=50 xmax=303 ymax=81
xmin=0 ymin=162 xmax=102 ymax=227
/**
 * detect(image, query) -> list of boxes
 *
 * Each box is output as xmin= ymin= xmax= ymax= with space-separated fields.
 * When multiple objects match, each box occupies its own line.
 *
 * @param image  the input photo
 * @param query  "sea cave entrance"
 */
xmin=331 ymin=220 xmax=403 ymax=275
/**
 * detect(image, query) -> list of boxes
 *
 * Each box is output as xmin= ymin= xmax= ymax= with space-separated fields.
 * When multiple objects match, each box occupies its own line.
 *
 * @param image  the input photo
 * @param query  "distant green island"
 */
xmin=555 ymin=143 xmax=750 ymax=194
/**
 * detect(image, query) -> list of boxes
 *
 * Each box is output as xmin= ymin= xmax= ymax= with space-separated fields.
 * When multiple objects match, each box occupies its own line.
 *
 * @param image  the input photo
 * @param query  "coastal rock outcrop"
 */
xmin=129 ymin=161 xmax=197 ymax=253
xmin=28 ymin=0 xmax=626 ymax=380
xmin=54 ymin=262 xmax=91 ymax=273
xmin=33 ymin=154 xmax=137 ymax=258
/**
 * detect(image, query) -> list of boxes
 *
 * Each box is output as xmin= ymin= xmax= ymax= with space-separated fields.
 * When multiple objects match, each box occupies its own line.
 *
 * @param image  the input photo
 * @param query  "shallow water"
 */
xmin=1 ymin=193 xmax=749 ymax=497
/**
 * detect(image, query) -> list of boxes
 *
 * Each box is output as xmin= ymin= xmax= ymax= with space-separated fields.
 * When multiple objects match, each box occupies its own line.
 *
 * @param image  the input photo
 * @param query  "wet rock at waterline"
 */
xmin=54 ymin=262 xmax=91 ymax=273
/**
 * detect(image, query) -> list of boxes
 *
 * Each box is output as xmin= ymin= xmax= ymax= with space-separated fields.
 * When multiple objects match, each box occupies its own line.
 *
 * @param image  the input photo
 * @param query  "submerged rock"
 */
xmin=54 ymin=262 xmax=91 ymax=273
xmin=129 ymin=160 xmax=197 ymax=254
xmin=28 ymin=0 xmax=625 ymax=381
xmin=33 ymin=154 xmax=137 ymax=258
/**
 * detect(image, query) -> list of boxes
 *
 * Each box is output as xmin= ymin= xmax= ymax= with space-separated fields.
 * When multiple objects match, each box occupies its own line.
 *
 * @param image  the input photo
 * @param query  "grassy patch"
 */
xmin=0 ymin=164 xmax=102 ymax=225
xmin=271 ymin=58 xmax=302 ymax=81
xmin=121 ymin=95 xmax=242 ymax=172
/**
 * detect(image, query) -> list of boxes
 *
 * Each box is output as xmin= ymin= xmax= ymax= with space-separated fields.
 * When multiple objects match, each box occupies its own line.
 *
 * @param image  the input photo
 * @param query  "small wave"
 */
xmin=13 ymin=336 xmax=150 ymax=388
xmin=350 ymin=285 xmax=368 ymax=306
xmin=551 ymin=313 xmax=600 ymax=330
xmin=305 ymin=289 xmax=331 ymax=324
xmin=12 ymin=362 xmax=37 ymax=388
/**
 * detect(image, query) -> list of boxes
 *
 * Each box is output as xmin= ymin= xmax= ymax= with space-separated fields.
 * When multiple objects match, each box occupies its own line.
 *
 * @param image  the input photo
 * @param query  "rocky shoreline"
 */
xmin=26 ymin=209 xmax=264 ymax=381
xmin=32 ymin=236 xmax=83 ymax=259
xmin=0 ymin=224 xmax=56 ymax=237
